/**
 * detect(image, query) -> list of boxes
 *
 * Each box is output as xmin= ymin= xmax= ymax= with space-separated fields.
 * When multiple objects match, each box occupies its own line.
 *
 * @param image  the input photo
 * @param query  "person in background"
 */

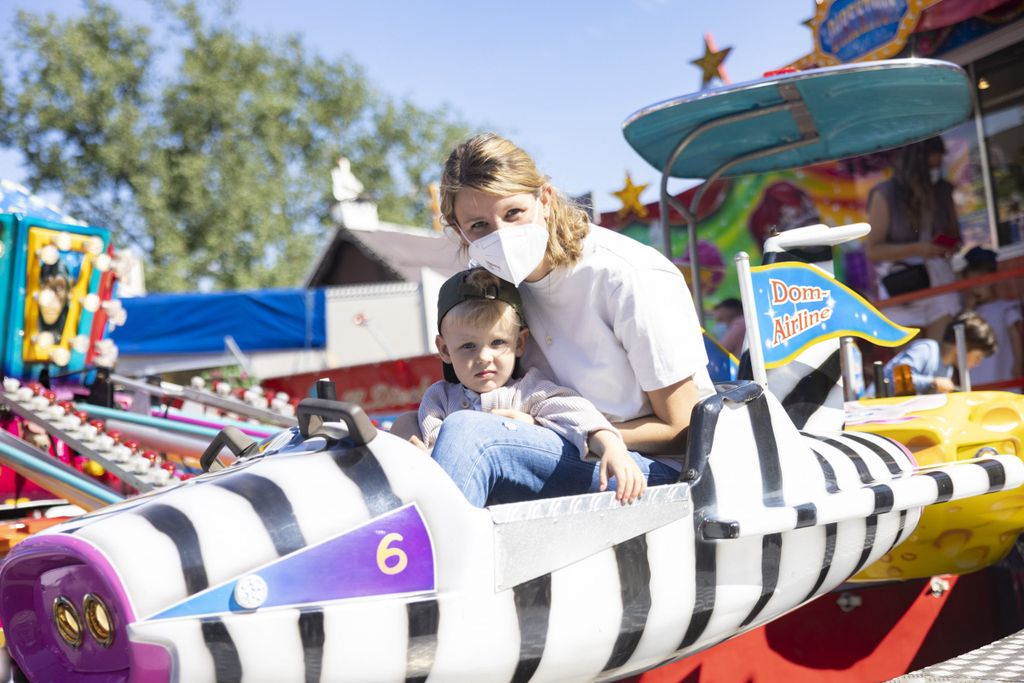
xmin=711 ymin=298 xmax=745 ymax=357
xmin=866 ymin=136 xmax=961 ymax=340
xmin=961 ymin=247 xmax=1022 ymax=391
xmin=882 ymin=311 xmax=996 ymax=394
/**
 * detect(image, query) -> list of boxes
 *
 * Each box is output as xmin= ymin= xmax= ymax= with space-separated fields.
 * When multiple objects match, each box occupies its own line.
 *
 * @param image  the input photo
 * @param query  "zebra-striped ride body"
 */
xmin=5 ymin=383 xmax=1018 ymax=682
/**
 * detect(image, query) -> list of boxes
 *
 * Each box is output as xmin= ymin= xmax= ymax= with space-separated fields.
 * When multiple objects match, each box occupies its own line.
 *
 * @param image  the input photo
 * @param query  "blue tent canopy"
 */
xmin=111 ymin=289 xmax=326 ymax=355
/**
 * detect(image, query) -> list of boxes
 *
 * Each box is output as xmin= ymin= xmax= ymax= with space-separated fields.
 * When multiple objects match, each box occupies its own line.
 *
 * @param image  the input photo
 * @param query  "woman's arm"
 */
xmin=1009 ymin=323 xmax=1023 ymax=379
xmin=389 ymin=410 xmax=421 ymax=439
xmin=864 ymin=190 xmax=943 ymax=262
xmin=612 ymin=375 xmax=701 ymax=455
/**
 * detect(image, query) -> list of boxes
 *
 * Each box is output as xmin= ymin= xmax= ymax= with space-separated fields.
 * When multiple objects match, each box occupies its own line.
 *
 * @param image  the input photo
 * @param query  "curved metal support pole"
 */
xmin=686 ymin=135 xmax=819 ymax=323
xmin=655 ymin=101 xmax=803 ymax=326
xmin=657 ymin=101 xmax=797 ymax=260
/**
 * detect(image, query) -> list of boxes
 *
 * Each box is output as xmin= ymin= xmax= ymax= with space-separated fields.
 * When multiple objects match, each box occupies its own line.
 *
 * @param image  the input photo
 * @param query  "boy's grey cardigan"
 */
xmin=417 ymin=367 xmax=620 ymax=458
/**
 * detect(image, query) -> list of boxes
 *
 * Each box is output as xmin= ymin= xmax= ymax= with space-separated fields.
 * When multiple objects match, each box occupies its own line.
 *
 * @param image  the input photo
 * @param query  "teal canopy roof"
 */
xmin=622 ymin=59 xmax=971 ymax=179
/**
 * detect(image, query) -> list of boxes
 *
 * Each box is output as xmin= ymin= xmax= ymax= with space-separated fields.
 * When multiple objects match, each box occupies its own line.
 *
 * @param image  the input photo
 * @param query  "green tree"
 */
xmin=0 ymin=0 xmax=471 ymax=290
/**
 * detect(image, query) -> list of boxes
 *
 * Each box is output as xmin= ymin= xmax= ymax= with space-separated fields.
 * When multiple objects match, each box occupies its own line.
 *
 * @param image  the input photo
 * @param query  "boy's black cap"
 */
xmin=437 ymin=268 xmax=525 ymax=383
xmin=964 ymin=246 xmax=997 ymax=268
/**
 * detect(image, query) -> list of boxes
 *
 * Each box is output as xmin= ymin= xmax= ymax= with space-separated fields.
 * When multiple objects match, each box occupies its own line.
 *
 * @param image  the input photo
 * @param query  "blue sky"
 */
xmin=0 ymin=0 xmax=815 ymax=216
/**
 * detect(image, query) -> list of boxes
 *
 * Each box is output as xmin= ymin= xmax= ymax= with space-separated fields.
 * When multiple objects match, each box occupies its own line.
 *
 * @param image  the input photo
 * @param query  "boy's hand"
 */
xmin=408 ymin=435 xmax=430 ymax=452
xmin=590 ymin=429 xmax=645 ymax=504
xmin=490 ymin=408 xmax=536 ymax=425
xmin=933 ymin=377 xmax=955 ymax=393
xmin=600 ymin=448 xmax=646 ymax=504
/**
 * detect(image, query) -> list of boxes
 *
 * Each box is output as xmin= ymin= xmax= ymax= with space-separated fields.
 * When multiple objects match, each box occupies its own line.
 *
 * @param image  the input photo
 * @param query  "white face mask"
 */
xmin=462 ymin=198 xmax=549 ymax=285
xmin=929 ymin=167 xmax=942 ymax=185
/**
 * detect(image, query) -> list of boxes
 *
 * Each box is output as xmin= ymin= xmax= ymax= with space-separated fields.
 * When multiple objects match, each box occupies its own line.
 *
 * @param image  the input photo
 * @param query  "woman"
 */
xmin=402 ymin=133 xmax=714 ymax=506
xmin=865 ymin=136 xmax=961 ymax=340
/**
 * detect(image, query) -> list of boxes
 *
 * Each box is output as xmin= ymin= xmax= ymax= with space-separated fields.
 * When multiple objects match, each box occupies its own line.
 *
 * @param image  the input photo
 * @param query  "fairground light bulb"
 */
xmin=111 ymin=254 xmax=130 ymax=280
xmin=55 ymin=232 xmax=73 ymax=251
xmin=82 ymin=294 xmax=101 ymax=313
xmin=36 ymin=332 xmax=55 ymax=350
xmin=38 ymin=288 xmax=58 ymax=311
xmin=40 ymin=245 xmax=60 ymax=266
xmin=72 ymin=335 xmax=91 ymax=354
xmin=94 ymin=253 xmax=111 ymax=272
xmin=94 ymin=339 xmax=118 ymax=367
xmin=86 ymin=237 xmax=104 ymax=255
xmin=49 ymin=346 xmax=70 ymax=367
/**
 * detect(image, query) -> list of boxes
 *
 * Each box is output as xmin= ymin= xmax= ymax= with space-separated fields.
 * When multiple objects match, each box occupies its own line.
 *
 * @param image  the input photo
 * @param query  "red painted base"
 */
xmin=628 ymin=565 xmax=1024 ymax=683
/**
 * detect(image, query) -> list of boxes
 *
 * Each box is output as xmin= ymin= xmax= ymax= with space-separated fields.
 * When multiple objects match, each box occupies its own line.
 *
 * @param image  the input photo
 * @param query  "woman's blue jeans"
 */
xmin=430 ymin=411 xmax=680 ymax=507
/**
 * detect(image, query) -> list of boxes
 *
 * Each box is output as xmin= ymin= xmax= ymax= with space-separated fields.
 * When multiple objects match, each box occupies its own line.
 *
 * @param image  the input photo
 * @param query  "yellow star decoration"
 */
xmin=690 ymin=39 xmax=732 ymax=88
xmin=612 ymin=173 xmax=649 ymax=219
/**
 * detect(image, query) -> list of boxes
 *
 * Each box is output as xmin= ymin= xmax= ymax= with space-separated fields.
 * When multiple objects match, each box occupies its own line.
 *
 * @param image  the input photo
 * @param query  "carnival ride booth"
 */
xmin=0 ymin=187 xmax=304 ymax=538
xmin=2 ymin=59 xmax=1024 ymax=683
xmin=0 ymin=187 xmax=130 ymax=515
xmin=0 ymin=210 xmax=122 ymax=382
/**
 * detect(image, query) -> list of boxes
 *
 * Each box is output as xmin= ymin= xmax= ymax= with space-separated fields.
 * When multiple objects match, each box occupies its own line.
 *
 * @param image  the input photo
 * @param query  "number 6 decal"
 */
xmin=377 ymin=532 xmax=408 ymax=575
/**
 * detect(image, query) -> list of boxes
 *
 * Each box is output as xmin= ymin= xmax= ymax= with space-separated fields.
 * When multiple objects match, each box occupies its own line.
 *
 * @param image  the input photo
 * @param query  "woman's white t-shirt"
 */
xmin=519 ymin=224 xmax=714 ymax=427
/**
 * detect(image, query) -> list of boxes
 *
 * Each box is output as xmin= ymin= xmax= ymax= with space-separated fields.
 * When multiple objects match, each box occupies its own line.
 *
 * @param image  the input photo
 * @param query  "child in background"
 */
xmin=962 ymin=247 xmax=1022 ymax=391
xmin=416 ymin=268 xmax=655 ymax=504
xmin=882 ymin=311 xmax=997 ymax=394
xmin=711 ymin=298 xmax=746 ymax=357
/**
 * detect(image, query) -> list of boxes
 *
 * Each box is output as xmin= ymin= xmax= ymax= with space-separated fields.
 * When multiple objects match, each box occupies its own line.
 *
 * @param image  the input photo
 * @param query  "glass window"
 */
xmin=944 ymin=118 xmax=991 ymax=248
xmin=976 ymin=41 xmax=1024 ymax=246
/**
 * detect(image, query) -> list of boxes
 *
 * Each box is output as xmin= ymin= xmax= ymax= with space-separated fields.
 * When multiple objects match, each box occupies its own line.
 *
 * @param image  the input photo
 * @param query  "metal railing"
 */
xmin=871 ymin=265 xmax=1024 ymax=392
xmin=873 ymin=267 xmax=1024 ymax=309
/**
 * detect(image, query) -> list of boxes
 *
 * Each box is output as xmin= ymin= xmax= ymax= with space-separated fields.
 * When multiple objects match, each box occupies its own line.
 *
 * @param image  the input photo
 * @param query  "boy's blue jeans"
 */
xmin=431 ymin=411 xmax=679 ymax=507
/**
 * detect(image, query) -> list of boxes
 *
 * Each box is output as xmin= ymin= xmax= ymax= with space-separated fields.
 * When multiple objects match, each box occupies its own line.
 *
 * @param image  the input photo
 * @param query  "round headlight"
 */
xmin=83 ymin=593 xmax=114 ymax=647
xmin=53 ymin=596 xmax=83 ymax=648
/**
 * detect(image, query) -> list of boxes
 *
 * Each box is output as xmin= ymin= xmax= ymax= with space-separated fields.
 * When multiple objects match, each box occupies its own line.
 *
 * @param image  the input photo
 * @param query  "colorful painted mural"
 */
xmin=604 ymin=138 xmax=985 ymax=314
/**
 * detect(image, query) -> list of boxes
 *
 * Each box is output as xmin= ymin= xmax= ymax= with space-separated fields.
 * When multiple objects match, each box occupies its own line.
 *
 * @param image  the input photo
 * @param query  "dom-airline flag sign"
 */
xmin=750 ymin=262 xmax=916 ymax=369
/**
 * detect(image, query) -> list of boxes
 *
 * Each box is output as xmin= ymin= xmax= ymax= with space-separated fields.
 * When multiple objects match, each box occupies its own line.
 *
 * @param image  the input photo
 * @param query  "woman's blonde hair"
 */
xmin=440 ymin=133 xmax=591 ymax=268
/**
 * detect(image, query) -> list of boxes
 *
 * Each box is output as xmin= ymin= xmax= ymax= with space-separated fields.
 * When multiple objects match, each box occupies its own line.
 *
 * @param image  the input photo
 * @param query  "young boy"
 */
xmin=416 ymin=268 xmax=640 ymax=501
xmin=711 ymin=298 xmax=745 ymax=357
xmin=962 ymin=247 xmax=1022 ymax=390
xmin=883 ymin=310 xmax=997 ymax=394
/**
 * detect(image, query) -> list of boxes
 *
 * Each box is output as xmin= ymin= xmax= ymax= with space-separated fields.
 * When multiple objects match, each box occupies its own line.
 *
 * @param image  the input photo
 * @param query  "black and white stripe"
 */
xmin=405 ymin=599 xmax=440 ymax=683
xmin=201 ymin=618 xmax=242 ymax=683
xmin=511 ymin=574 xmax=551 ymax=683
xmin=213 ymin=473 xmax=307 ymax=556
xmin=602 ymin=536 xmax=652 ymax=673
xmin=297 ymin=609 xmax=324 ymax=683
